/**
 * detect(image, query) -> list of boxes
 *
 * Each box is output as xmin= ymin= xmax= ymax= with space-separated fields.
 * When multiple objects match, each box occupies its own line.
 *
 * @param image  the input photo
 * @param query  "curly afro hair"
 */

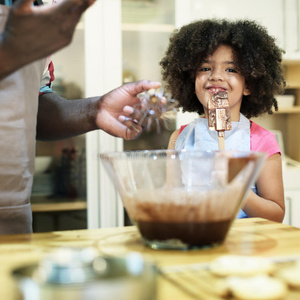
xmin=160 ymin=19 xmax=286 ymax=118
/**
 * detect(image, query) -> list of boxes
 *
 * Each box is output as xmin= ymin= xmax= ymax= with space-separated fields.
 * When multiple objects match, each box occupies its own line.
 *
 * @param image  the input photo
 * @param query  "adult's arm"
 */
xmin=0 ymin=0 xmax=94 ymax=80
xmin=36 ymin=80 xmax=162 ymax=141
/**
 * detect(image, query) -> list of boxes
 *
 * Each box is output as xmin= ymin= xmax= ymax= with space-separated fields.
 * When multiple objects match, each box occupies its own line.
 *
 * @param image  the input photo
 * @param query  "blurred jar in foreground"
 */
xmin=13 ymin=247 xmax=157 ymax=300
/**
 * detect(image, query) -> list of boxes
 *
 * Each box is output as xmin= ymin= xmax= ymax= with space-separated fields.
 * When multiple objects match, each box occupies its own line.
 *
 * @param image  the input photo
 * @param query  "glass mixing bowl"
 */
xmin=100 ymin=150 xmax=266 ymax=250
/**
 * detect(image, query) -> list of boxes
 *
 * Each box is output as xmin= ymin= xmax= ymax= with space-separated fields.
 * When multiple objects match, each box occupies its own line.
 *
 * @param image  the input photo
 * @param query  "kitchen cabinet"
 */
xmin=84 ymin=0 xmax=124 ymax=229
xmin=32 ymin=0 xmax=124 ymax=231
xmin=122 ymin=0 xmax=176 ymax=153
xmin=189 ymin=0 xmax=284 ymax=49
xmin=185 ymin=0 xmax=300 ymax=62
xmin=284 ymin=0 xmax=300 ymax=61
xmin=32 ymin=21 xmax=88 ymax=232
xmin=252 ymin=63 xmax=300 ymax=162
xmin=281 ymin=162 xmax=300 ymax=228
xmin=253 ymin=63 xmax=300 ymax=228
xmin=282 ymin=165 xmax=299 ymax=226
xmin=279 ymin=64 xmax=300 ymax=161
xmin=122 ymin=0 xmax=174 ymax=82
xmin=34 ymin=0 xmax=300 ymax=231
xmin=33 ymin=0 xmax=177 ymax=231
xmin=282 ymin=196 xmax=291 ymax=225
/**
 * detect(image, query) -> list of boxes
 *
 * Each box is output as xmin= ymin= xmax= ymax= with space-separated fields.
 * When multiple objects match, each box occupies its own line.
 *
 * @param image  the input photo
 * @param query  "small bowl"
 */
xmin=34 ymin=156 xmax=52 ymax=174
xmin=275 ymin=95 xmax=295 ymax=108
xmin=100 ymin=150 xmax=265 ymax=250
xmin=13 ymin=248 xmax=157 ymax=300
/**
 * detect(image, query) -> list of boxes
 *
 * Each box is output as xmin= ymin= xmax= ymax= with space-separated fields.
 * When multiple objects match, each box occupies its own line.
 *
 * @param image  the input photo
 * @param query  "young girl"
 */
xmin=160 ymin=19 xmax=285 ymax=222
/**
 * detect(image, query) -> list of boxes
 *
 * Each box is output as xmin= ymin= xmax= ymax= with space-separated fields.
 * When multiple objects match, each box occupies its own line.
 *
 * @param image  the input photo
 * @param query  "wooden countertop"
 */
xmin=1 ymin=218 xmax=300 ymax=300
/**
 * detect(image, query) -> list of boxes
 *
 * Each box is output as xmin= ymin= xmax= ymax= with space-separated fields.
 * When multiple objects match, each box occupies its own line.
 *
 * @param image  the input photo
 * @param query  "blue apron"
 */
xmin=175 ymin=113 xmax=253 ymax=218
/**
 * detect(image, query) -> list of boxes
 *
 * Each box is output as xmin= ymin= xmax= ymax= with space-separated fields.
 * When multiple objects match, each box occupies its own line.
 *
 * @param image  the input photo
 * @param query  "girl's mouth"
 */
xmin=207 ymin=87 xmax=227 ymax=94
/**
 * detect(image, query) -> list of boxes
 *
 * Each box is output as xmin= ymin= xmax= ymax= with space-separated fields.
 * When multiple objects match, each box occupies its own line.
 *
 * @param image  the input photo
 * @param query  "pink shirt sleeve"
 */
xmin=179 ymin=125 xmax=188 ymax=134
xmin=250 ymin=121 xmax=281 ymax=158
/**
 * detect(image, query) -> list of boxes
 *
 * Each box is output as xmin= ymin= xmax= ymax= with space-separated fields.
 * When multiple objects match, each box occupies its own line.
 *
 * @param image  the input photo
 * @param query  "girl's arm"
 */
xmin=167 ymin=129 xmax=285 ymax=222
xmin=242 ymin=153 xmax=285 ymax=222
xmin=168 ymin=129 xmax=180 ymax=149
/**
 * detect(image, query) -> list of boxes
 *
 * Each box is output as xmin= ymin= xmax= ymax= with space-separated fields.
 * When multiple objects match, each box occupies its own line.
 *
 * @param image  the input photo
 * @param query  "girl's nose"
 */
xmin=209 ymin=69 xmax=224 ymax=81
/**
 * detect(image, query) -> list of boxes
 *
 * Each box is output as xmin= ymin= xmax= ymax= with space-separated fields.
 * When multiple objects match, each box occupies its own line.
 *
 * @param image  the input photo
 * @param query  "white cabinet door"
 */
xmin=189 ymin=0 xmax=284 ymax=50
xmin=283 ymin=196 xmax=291 ymax=225
xmin=285 ymin=190 xmax=300 ymax=228
xmin=85 ymin=0 xmax=124 ymax=229
xmin=284 ymin=0 xmax=300 ymax=60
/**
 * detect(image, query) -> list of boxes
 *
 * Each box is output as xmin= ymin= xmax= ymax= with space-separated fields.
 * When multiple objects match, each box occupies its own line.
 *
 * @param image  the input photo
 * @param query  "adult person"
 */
xmin=0 ymin=0 xmax=94 ymax=79
xmin=0 ymin=0 xmax=161 ymax=234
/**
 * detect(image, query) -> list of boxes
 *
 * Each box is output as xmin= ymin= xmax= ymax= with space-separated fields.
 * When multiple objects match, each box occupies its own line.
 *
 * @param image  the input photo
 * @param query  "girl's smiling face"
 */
xmin=195 ymin=45 xmax=250 ymax=121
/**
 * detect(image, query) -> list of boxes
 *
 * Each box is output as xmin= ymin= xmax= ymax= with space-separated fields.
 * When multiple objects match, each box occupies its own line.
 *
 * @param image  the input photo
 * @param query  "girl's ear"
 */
xmin=243 ymin=87 xmax=250 ymax=96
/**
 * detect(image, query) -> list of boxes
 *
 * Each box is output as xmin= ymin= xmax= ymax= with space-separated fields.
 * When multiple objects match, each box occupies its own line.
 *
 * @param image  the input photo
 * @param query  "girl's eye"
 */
xmin=199 ymin=67 xmax=211 ymax=72
xmin=226 ymin=68 xmax=238 ymax=73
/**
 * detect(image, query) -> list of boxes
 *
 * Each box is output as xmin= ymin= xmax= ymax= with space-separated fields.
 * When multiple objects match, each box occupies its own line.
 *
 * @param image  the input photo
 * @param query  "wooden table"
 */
xmin=1 ymin=218 xmax=300 ymax=300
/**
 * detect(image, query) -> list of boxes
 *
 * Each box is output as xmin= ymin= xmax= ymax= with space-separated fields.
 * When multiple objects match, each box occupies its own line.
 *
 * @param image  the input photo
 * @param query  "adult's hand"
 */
xmin=0 ymin=0 xmax=94 ymax=79
xmin=36 ymin=80 xmax=161 ymax=141
xmin=96 ymin=80 xmax=161 ymax=140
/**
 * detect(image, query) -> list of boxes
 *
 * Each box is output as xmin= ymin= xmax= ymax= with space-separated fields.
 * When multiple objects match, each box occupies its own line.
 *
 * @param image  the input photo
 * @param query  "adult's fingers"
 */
xmin=12 ymin=0 xmax=35 ymax=11
xmin=118 ymin=116 xmax=143 ymax=139
xmin=56 ymin=0 xmax=95 ymax=13
xmin=126 ymin=80 xmax=161 ymax=96
xmin=123 ymin=106 xmax=144 ymax=122
xmin=120 ymin=117 xmax=141 ymax=130
xmin=12 ymin=0 xmax=94 ymax=17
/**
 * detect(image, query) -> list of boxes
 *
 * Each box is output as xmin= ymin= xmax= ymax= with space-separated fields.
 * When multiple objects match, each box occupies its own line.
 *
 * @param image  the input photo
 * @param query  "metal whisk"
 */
xmin=134 ymin=88 xmax=178 ymax=133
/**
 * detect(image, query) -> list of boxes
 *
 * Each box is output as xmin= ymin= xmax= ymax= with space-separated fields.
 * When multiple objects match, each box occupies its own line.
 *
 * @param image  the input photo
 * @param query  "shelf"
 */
xmin=284 ymin=65 xmax=300 ymax=89
xmin=275 ymin=106 xmax=300 ymax=114
xmin=283 ymin=59 xmax=300 ymax=65
xmin=32 ymin=201 xmax=87 ymax=213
